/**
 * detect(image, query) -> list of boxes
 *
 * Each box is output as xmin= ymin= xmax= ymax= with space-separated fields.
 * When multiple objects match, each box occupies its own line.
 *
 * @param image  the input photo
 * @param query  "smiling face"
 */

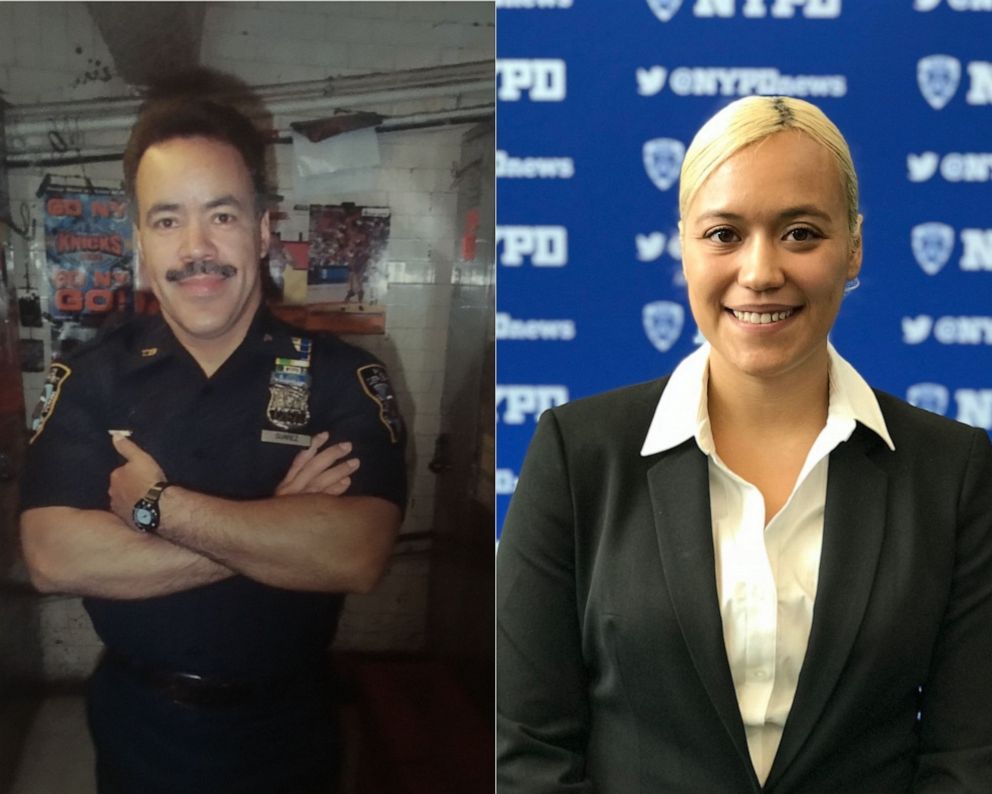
xmin=134 ymin=136 xmax=270 ymax=354
xmin=681 ymin=130 xmax=862 ymax=386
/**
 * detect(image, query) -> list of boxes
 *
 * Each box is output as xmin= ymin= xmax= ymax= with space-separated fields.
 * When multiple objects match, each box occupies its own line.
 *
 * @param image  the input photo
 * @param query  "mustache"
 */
xmin=165 ymin=260 xmax=238 ymax=282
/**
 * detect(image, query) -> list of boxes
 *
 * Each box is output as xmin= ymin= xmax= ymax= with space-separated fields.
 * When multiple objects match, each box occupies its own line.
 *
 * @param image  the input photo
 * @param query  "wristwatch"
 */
xmin=132 ymin=481 xmax=172 ymax=533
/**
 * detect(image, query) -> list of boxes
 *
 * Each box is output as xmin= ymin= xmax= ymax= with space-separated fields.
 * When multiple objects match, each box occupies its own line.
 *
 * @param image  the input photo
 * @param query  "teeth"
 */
xmin=731 ymin=309 xmax=794 ymax=324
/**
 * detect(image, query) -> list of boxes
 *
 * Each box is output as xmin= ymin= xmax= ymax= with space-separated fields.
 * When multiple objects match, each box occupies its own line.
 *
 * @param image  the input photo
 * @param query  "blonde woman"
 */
xmin=497 ymin=96 xmax=992 ymax=793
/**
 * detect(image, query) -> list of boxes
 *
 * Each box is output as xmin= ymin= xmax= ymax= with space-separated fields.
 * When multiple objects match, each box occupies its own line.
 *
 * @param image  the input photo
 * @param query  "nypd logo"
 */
xmin=497 ymin=151 xmax=575 ymax=179
xmin=497 ymin=385 xmax=570 ymax=424
xmin=907 ymin=152 xmax=992 ymax=182
xmin=497 ymin=59 xmax=567 ymax=102
xmin=636 ymin=66 xmax=846 ymax=97
xmin=496 ymin=468 xmax=519 ymax=496
xmin=917 ymin=55 xmax=961 ymax=109
xmin=647 ymin=0 xmax=685 ymax=18
xmin=636 ymin=231 xmax=683 ymax=262
xmin=647 ymin=0 xmax=841 ymax=21
xmin=914 ymin=0 xmax=992 ymax=10
xmin=643 ymin=301 xmax=686 ymax=352
xmin=911 ymin=224 xmax=992 ymax=274
xmin=906 ymin=383 xmax=950 ymax=415
xmin=497 ymin=226 xmax=568 ymax=266
xmin=917 ymin=56 xmax=992 ymax=109
xmin=902 ymin=315 xmax=992 ymax=345
xmin=497 ymin=312 xmax=576 ymax=341
xmin=643 ymin=138 xmax=686 ymax=191
xmin=907 ymin=383 xmax=992 ymax=430
xmin=911 ymin=223 xmax=955 ymax=275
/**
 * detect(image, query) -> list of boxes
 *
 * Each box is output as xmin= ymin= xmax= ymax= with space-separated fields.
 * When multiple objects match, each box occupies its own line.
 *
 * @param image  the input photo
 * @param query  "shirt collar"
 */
xmin=124 ymin=303 xmax=292 ymax=371
xmin=640 ymin=342 xmax=895 ymax=457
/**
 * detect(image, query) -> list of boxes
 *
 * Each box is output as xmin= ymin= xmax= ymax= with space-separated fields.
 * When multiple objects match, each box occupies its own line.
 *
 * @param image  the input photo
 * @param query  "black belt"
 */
xmin=102 ymin=650 xmax=325 ymax=708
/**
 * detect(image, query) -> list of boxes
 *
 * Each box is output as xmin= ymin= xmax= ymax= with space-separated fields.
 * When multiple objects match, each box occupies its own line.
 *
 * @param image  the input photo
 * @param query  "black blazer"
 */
xmin=497 ymin=377 xmax=992 ymax=793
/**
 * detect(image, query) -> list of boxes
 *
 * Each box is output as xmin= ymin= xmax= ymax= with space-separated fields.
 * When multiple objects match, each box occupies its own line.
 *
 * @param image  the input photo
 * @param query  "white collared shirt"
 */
xmin=640 ymin=343 xmax=894 ymax=785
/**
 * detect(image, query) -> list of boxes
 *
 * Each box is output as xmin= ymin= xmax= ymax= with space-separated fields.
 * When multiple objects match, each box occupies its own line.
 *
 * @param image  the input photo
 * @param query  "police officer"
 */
xmin=20 ymin=97 xmax=406 ymax=793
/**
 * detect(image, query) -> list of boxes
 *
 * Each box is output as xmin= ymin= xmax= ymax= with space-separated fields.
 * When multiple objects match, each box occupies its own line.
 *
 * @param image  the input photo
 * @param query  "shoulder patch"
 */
xmin=356 ymin=364 xmax=403 ymax=444
xmin=30 ymin=363 xmax=72 ymax=444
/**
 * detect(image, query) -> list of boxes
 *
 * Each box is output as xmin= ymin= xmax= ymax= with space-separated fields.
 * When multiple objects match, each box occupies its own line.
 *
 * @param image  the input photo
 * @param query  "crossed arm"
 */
xmin=21 ymin=433 xmax=400 ymax=599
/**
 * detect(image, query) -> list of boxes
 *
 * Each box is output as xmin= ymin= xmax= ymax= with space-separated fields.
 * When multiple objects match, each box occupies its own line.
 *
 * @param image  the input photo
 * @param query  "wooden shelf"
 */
xmin=269 ymin=303 xmax=386 ymax=335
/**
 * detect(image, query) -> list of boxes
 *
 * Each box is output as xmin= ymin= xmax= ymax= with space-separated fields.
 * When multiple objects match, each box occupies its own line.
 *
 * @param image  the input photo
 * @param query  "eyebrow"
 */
xmin=204 ymin=194 xmax=244 ymax=211
xmin=144 ymin=195 xmax=245 ymax=224
xmin=693 ymin=205 xmax=835 ymax=224
xmin=145 ymin=202 xmax=181 ymax=222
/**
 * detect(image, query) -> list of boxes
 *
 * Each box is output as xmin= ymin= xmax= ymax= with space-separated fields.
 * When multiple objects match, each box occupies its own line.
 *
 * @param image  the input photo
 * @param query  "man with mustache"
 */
xmin=165 ymin=259 xmax=238 ymax=282
xmin=20 ymin=95 xmax=406 ymax=793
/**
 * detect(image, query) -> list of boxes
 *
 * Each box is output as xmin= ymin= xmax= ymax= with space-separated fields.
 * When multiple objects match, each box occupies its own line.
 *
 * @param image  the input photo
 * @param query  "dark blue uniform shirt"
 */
xmin=22 ymin=306 xmax=407 ymax=678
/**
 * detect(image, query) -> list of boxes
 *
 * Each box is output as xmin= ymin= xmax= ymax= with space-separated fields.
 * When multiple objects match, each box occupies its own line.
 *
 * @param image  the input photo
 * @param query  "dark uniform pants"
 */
xmin=87 ymin=656 xmax=340 ymax=794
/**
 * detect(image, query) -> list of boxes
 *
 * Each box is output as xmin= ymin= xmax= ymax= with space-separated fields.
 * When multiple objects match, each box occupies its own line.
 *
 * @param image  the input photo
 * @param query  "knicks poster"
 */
xmin=43 ymin=183 xmax=134 ymax=323
xmin=496 ymin=0 xmax=992 ymax=533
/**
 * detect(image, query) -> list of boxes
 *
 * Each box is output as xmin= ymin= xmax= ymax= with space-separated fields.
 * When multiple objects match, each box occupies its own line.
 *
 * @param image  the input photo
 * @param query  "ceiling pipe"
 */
xmin=4 ymin=105 xmax=495 ymax=168
xmin=6 ymin=80 xmax=492 ymax=154
xmin=5 ymin=61 xmax=492 ymax=123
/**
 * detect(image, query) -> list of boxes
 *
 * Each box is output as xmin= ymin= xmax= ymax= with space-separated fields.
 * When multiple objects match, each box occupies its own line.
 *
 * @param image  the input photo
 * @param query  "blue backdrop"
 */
xmin=496 ymin=0 xmax=992 ymax=534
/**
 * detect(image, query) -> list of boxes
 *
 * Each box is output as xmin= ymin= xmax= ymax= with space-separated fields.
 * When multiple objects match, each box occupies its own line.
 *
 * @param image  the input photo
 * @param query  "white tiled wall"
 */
xmin=202 ymin=1 xmax=493 ymax=84
xmin=0 ymin=2 xmax=134 ymax=105
xmin=2 ymin=1 xmax=494 ymax=679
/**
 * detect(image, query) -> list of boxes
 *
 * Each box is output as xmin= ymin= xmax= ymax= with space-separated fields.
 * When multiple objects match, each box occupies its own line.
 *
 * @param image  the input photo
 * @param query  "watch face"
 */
xmin=133 ymin=500 xmax=158 ymax=531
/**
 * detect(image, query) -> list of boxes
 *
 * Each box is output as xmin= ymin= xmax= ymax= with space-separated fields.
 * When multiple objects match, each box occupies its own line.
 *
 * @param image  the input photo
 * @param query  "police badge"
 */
xmin=911 ymin=222 xmax=955 ymax=276
xmin=906 ymin=383 xmax=950 ymax=416
xmin=642 ymin=300 xmax=685 ymax=353
xmin=262 ymin=337 xmax=313 ymax=447
xmin=917 ymin=55 xmax=961 ymax=111
xmin=645 ymin=0 xmax=683 ymax=23
xmin=642 ymin=138 xmax=686 ymax=192
xmin=267 ymin=384 xmax=311 ymax=430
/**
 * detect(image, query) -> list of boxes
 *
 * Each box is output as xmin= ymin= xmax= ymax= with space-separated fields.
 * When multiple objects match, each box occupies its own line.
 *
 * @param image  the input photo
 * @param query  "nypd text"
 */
xmin=497 ymin=385 xmax=570 ymax=424
xmin=637 ymin=66 xmax=846 ymax=98
xmin=497 ymin=151 xmax=575 ymax=179
xmin=497 ymin=226 xmax=568 ymax=267
xmin=650 ymin=0 xmax=841 ymax=20
xmin=497 ymin=59 xmax=567 ymax=102
xmin=915 ymin=0 xmax=992 ymax=10
xmin=497 ymin=0 xmax=572 ymax=6
xmin=497 ymin=313 xmax=577 ymax=341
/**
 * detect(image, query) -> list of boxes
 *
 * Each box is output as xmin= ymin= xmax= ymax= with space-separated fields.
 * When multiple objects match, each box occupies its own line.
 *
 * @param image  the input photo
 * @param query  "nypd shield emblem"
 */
xmin=643 ymin=138 xmax=685 ymax=192
xmin=357 ymin=364 xmax=403 ymax=444
xmin=906 ymin=383 xmax=949 ymax=416
xmin=917 ymin=55 xmax=961 ymax=111
xmin=646 ymin=0 xmax=683 ymax=23
xmin=911 ymin=222 xmax=955 ymax=276
xmin=266 ymin=383 xmax=311 ymax=432
xmin=642 ymin=301 xmax=685 ymax=353
xmin=30 ymin=363 xmax=72 ymax=444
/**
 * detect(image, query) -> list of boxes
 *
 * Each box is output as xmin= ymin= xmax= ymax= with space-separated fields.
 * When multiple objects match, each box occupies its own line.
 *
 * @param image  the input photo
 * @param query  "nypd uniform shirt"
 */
xmin=21 ymin=307 xmax=406 ymax=678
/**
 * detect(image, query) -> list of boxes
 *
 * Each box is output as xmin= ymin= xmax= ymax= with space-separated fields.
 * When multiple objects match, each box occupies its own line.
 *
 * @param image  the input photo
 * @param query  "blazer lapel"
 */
xmin=766 ymin=427 xmax=889 ymax=788
xmin=647 ymin=440 xmax=755 ymax=774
